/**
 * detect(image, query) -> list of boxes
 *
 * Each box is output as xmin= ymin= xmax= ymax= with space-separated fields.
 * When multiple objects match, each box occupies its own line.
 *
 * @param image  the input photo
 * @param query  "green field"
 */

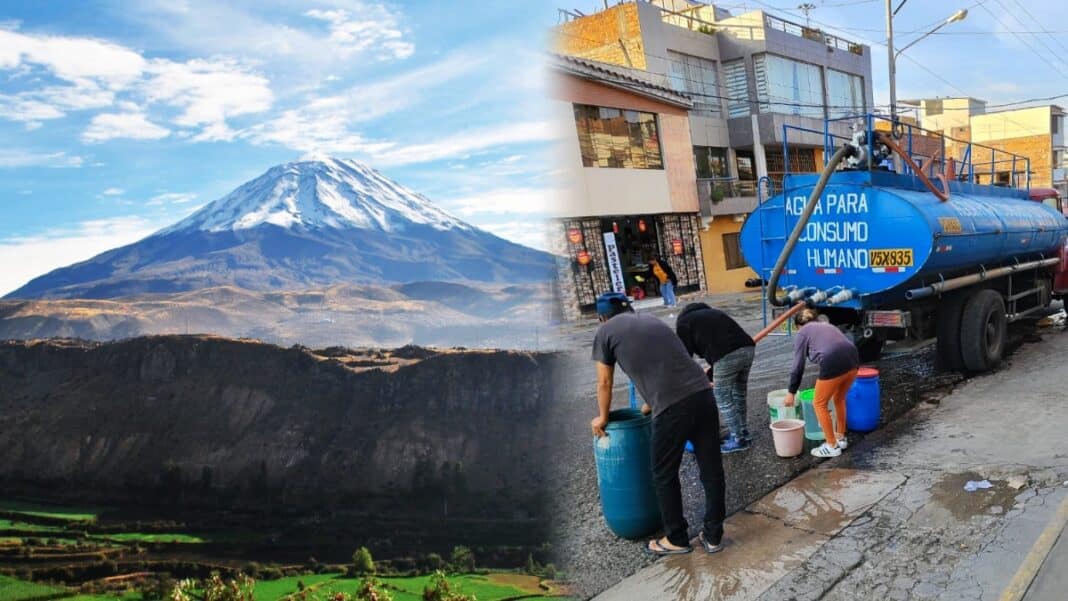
xmin=239 ymin=572 xmax=559 ymax=601
xmin=0 ymin=520 xmax=65 ymax=533
xmin=91 ymin=532 xmax=206 ymax=544
xmin=0 ymin=575 xmax=67 ymax=601
xmin=0 ymin=501 xmax=98 ymax=523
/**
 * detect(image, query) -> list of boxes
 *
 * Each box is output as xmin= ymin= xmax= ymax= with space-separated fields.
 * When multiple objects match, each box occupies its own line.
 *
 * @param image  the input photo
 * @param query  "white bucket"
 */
xmin=767 ymin=389 xmax=798 ymax=422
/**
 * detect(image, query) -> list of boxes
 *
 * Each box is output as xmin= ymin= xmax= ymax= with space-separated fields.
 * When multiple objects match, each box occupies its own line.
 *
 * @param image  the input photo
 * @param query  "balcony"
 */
xmin=698 ymin=178 xmax=758 ymax=217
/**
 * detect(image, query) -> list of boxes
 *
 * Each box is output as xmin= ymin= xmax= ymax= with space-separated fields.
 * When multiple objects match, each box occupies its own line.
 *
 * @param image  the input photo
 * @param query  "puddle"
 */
xmin=929 ymin=472 xmax=1019 ymax=521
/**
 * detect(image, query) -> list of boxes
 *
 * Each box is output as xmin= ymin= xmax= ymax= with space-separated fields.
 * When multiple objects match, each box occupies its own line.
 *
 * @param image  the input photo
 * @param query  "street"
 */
xmin=547 ymin=291 xmax=967 ymax=599
xmin=556 ymin=292 xmax=1068 ymax=600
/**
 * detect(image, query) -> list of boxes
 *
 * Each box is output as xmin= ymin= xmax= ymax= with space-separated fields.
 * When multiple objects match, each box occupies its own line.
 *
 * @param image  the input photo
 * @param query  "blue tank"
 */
xmin=740 ymin=170 xmax=1068 ymax=308
xmin=593 ymin=408 xmax=661 ymax=539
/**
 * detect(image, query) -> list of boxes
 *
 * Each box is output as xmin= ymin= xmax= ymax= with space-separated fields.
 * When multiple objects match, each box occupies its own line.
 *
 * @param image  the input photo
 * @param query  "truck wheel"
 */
xmin=936 ymin=292 xmax=968 ymax=371
xmin=960 ymin=289 xmax=1007 ymax=372
xmin=857 ymin=337 xmax=884 ymax=362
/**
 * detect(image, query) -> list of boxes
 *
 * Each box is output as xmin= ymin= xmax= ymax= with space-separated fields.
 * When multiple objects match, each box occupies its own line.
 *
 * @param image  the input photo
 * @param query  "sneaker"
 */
xmin=741 ymin=429 xmax=752 ymax=444
xmin=721 ymin=435 xmax=750 ymax=454
xmin=836 ymin=434 xmax=849 ymax=450
xmin=811 ymin=442 xmax=842 ymax=458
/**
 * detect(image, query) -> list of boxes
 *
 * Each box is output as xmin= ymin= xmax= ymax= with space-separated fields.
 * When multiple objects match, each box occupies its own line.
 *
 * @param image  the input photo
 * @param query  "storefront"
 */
xmin=557 ymin=212 xmax=706 ymax=313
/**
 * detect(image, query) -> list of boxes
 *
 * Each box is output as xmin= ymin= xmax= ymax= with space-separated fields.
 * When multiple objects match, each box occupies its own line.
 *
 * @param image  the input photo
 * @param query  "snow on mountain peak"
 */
xmin=162 ymin=156 xmax=470 ymax=235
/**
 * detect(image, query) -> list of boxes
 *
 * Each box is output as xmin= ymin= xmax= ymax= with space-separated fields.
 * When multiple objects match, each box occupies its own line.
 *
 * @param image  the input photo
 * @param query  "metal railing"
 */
xmin=697 ymin=178 xmax=759 ymax=216
xmin=764 ymin=14 xmax=864 ymax=53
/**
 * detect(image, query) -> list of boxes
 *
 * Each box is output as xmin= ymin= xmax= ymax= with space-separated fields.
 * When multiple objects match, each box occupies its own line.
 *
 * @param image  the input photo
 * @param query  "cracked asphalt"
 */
xmin=545 ymin=291 xmax=973 ymax=599
xmin=557 ymin=294 xmax=1068 ymax=600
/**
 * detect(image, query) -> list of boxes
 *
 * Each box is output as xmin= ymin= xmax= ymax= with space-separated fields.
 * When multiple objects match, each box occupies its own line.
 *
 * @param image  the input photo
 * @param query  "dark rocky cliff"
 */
xmin=0 ymin=336 xmax=563 ymax=513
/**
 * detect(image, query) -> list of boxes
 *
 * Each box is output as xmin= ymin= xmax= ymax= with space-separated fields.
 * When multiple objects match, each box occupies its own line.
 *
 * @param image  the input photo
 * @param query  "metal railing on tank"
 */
xmin=819 ymin=114 xmax=1033 ymax=195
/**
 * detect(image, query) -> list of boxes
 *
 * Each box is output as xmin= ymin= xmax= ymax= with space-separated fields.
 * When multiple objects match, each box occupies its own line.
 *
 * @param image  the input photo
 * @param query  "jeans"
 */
xmin=712 ymin=346 xmax=755 ymax=439
xmin=661 ymin=282 xmax=676 ymax=306
xmin=651 ymin=389 xmax=726 ymax=547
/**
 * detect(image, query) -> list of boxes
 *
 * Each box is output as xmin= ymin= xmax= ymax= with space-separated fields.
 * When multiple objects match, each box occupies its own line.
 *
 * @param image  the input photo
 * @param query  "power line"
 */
xmin=1004 ymin=0 xmax=1068 ymax=66
xmin=979 ymin=0 xmax=1068 ymax=83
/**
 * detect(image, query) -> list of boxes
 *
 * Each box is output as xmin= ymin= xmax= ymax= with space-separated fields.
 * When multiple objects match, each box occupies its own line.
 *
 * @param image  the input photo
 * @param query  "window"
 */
xmin=827 ymin=69 xmax=865 ymax=118
xmin=722 ymin=59 xmax=750 ymax=118
xmin=1053 ymin=114 xmax=1061 ymax=134
xmin=1055 ymin=149 xmax=1065 ymax=166
xmin=693 ymin=146 xmax=729 ymax=178
xmin=722 ymin=232 xmax=746 ymax=270
xmin=667 ymin=52 xmax=722 ymax=117
xmin=754 ymin=54 xmax=823 ymax=118
xmin=736 ymin=150 xmax=755 ymax=180
xmin=996 ymin=171 xmax=1011 ymax=186
xmin=925 ymin=99 xmax=943 ymax=116
xmin=573 ymin=104 xmax=664 ymax=169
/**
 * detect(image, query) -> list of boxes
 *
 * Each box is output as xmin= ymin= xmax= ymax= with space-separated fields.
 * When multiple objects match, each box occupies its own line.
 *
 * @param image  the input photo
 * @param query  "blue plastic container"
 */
xmin=846 ymin=367 xmax=881 ymax=432
xmin=593 ymin=408 xmax=662 ymax=539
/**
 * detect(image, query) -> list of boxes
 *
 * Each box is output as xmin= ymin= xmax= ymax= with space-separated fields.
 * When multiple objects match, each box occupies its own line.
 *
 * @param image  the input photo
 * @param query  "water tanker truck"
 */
xmin=740 ymin=117 xmax=1068 ymax=372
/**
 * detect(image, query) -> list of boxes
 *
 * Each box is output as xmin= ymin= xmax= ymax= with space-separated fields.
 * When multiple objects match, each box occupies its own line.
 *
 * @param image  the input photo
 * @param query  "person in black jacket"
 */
xmin=675 ymin=302 xmax=756 ymax=453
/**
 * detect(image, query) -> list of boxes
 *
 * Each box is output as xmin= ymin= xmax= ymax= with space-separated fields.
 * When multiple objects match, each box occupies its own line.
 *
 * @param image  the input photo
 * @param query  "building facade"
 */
xmin=550 ymin=54 xmax=706 ymax=319
xmin=553 ymin=0 xmax=873 ymax=293
xmin=905 ymin=97 xmax=1068 ymax=195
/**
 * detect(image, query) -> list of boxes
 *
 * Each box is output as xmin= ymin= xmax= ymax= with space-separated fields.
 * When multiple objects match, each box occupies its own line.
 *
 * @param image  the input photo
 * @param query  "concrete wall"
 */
xmin=700 ymin=215 xmax=757 ymax=293
xmin=550 ymin=71 xmax=699 ymax=219
xmin=971 ymin=106 xmax=1053 ymax=141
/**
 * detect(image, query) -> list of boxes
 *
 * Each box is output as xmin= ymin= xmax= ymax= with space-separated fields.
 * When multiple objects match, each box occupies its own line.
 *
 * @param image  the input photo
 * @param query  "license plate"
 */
xmin=870 ymin=248 xmax=914 ymax=268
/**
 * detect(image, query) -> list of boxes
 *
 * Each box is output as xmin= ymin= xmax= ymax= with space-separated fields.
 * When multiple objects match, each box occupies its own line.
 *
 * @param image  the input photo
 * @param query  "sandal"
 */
xmin=644 ymin=537 xmax=693 ymax=556
xmin=698 ymin=531 xmax=724 ymax=554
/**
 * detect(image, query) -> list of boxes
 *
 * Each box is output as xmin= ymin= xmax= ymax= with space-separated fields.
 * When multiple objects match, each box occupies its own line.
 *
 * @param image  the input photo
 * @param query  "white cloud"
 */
xmin=148 ymin=192 xmax=197 ymax=205
xmin=0 ymin=150 xmax=82 ymax=168
xmin=373 ymin=121 xmax=557 ymax=166
xmin=304 ymin=5 xmax=414 ymax=60
xmin=0 ymin=28 xmax=146 ymax=88
xmin=142 ymin=58 xmax=273 ymax=133
xmin=82 ymin=112 xmax=171 ymax=143
xmin=0 ymin=216 xmax=159 ymax=297
xmin=442 ymin=187 xmax=558 ymax=216
xmin=102 ymin=187 xmax=124 ymax=196
xmin=0 ymin=95 xmax=65 ymax=123
xmin=476 ymin=220 xmax=550 ymax=252
xmin=244 ymin=108 xmax=395 ymax=154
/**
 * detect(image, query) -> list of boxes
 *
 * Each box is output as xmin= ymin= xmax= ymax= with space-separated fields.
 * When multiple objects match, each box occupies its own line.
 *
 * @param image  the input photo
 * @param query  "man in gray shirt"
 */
xmin=591 ymin=292 xmax=726 ymax=556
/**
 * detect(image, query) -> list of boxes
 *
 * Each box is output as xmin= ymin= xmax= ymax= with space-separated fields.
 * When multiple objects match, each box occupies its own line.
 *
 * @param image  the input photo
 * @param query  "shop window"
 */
xmin=722 ymin=232 xmax=746 ymax=270
xmin=694 ymin=146 xmax=729 ymax=179
xmin=573 ymin=104 xmax=664 ymax=169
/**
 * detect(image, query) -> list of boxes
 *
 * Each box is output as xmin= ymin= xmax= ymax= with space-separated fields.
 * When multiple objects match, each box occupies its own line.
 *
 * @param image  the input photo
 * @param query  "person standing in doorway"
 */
xmin=675 ymin=302 xmax=756 ymax=454
xmin=649 ymin=256 xmax=678 ymax=307
xmin=590 ymin=292 xmax=726 ymax=556
xmin=783 ymin=308 xmax=860 ymax=458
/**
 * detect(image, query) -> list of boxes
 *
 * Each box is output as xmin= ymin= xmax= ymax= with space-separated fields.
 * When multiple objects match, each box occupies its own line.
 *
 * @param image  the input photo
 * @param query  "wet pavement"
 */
xmin=547 ymin=291 xmax=969 ymax=599
xmin=567 ymin=297 xmax=1068 ymax=601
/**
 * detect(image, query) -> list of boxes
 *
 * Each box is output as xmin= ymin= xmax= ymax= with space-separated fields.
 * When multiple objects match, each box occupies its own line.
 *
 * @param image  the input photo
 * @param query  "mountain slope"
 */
xmin=8 ymin=158 xmax=553 ymax=299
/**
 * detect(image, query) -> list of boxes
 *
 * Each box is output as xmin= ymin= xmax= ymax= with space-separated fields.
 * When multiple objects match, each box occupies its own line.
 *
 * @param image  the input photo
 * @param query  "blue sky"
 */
xmin=0 ymin=0 xmax=560 ymax=295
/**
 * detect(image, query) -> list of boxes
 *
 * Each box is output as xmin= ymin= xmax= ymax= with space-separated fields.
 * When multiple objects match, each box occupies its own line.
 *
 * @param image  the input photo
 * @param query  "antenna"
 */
xmin=798 ymin=3 xmax=816 ymax=27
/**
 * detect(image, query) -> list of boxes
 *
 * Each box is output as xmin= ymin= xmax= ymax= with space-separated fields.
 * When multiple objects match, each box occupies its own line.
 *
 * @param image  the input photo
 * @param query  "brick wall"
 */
xmin=552 ymin=3 xmax=647 ymax=70
xmin=965 ymin=134 xmax=1053 ymax=188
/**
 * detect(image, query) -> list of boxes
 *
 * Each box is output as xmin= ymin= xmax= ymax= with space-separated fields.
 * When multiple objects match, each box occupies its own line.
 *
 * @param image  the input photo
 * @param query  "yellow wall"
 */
xmin=700 ymin=216 xmax=757 ymax=293
xmin=971 ymin=106 xmax=1052 ymax=141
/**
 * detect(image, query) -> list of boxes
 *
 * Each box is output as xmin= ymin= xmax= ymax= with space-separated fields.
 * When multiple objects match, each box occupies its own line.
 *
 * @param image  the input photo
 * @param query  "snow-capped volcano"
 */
xmin=164 ymin=157 xmax=470 ymax=234
xmin=7 ymin=158 xmax=553 ymax=300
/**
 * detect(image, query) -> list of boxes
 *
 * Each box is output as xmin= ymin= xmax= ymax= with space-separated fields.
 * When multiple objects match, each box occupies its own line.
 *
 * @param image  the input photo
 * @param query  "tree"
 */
xmin=421 ymin=571 xmax=474 ymax=601
xmin=425 ymin=553 xmax=444 ymax=572
xmin=352 ymin=547 xmax=376 ymax=576
xmin=355 ymin=577 xmax=393 ymax=601
xmin=171 ymin=573 xmax=255 ymax=601
xmin=448 ymin=546 xmax=475 ymax=574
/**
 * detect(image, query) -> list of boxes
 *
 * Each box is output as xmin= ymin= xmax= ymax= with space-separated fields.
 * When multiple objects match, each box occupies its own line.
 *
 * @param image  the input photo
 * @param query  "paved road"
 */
xmin=583 ymin=299 xmax=1068 ymax=600
xmin=547 ymin=291 xmax=967 ymax=599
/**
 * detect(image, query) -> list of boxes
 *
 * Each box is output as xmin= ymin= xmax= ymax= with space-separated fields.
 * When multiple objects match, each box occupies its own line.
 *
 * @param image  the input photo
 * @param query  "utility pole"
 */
xmin=886 ymin=0 xmax=896 ymax=121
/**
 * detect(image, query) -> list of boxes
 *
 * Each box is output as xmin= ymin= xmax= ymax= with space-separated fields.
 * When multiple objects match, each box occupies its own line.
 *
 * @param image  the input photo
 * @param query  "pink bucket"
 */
xmin=770 ymin=419 xmax=805 ymax=457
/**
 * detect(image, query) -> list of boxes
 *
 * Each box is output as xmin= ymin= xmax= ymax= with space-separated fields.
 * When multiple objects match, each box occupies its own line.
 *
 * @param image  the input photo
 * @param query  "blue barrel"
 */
xmin=593 ymin=408 xmax=661 ymax=539
xmin=846 ymin=367 xmax=881 ymax=432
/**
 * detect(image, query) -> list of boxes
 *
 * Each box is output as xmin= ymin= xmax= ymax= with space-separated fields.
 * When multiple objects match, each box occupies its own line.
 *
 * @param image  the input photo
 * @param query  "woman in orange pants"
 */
xmin=783 ymin=308 xmax=860 ymax=457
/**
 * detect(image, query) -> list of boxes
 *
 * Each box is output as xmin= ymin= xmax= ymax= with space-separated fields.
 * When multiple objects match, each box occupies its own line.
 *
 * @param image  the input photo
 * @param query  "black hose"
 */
xmin=767 ymin=145 xmax=853 ymax=306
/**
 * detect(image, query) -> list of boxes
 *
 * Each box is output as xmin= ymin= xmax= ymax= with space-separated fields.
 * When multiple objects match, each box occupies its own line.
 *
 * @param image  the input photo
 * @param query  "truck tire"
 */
xmin=856 ymin=337 xmax=884 ymax=362
xmin=960 ymin=289 xmax=1007 ymax=372
xmin=936 ymin=292 xmax=968 ymax=371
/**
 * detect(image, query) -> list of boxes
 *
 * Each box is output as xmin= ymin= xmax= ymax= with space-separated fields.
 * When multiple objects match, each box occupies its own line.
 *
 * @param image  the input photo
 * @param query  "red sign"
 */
xmin=576 ymin=249 xmax=591 ymax=265
xmin=638 ymin=219 xmax=647 ymax=233
xmin=612 ymin=221 xmax=619 ymax=234
xmin=672 ymin=239 xmax=684 ymax=255
xmin=567 ymin=227 xmax=583 ymax=245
